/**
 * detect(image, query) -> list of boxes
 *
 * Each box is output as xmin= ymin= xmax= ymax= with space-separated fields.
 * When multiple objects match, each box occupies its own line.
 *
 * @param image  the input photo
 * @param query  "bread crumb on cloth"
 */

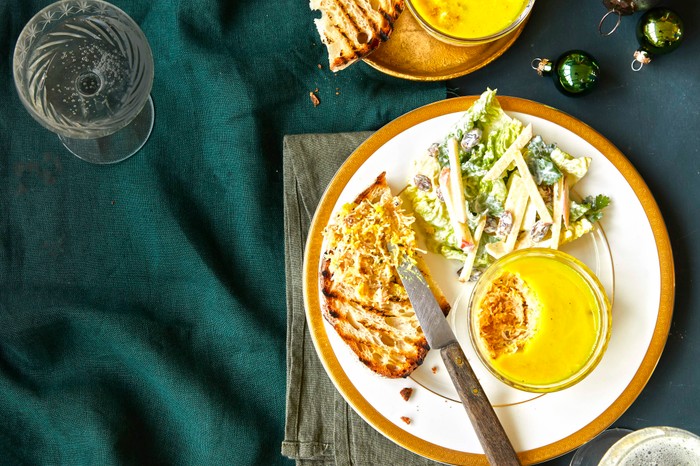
xmin=309 ymin=91 xmax=320 ymax=107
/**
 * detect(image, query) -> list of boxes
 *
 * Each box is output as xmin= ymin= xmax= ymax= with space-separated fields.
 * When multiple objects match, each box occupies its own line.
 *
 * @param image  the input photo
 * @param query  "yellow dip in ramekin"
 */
xmin=408 ymin=0 xmax=532 ymax=42
xmin=469 ymin=249 xmax=611 ymax=392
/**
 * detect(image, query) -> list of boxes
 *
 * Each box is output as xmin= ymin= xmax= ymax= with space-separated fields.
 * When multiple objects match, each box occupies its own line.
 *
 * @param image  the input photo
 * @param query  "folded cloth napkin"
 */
xmin=281 ymin=132 xmax=445 ymax=465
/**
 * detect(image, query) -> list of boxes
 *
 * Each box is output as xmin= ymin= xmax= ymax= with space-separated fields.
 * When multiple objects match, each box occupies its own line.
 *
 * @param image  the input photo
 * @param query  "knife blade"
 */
xmin=395 ymin=253 xmax=521 ymax=466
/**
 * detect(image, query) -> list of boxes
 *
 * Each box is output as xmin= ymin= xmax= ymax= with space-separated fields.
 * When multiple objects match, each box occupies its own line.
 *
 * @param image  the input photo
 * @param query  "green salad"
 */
xmin=404 ymin=89 xmax=610 ymax=281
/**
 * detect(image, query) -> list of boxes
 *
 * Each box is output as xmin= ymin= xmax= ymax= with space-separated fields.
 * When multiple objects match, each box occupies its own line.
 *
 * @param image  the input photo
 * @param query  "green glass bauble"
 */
xmin=632 ymin=8 xmax=684 ymax=70
xmin=532 ymin=50 xmax=601 ymax=97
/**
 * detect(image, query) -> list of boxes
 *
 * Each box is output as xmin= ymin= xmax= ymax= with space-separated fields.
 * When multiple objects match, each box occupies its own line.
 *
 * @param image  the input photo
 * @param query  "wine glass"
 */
xmin=13 ymin=0 xmax=154 ymax=164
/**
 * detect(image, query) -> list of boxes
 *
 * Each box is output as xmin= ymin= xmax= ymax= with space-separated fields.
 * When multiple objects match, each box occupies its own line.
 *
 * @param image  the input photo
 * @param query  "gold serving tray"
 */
xmin=363 ymin=11 xmax=528 ymax=81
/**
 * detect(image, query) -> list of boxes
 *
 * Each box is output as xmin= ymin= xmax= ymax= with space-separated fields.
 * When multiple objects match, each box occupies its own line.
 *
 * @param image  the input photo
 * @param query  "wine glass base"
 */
xmin=58 ymin=95 xmax=155 ymax=164
xmin=570 ymin=428 xmax=634 ymax=466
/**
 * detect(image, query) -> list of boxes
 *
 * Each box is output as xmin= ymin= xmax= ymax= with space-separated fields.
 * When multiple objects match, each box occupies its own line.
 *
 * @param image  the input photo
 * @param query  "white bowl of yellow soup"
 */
xmin=467 ymin=248 xmax=611 ymax=393
xmin=406 ymin=0 xmax=535 ymax=46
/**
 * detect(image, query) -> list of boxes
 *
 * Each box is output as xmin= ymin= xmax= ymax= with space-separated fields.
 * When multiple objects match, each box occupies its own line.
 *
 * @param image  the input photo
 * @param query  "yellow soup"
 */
xmin=473 ymin=253 xmax=604 ymax=389
xmin=411 ymin=0 xmax=529 ymax=39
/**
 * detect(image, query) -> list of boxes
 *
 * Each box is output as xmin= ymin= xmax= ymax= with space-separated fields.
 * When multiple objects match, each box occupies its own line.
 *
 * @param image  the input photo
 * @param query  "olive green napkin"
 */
xmin=281 ymin=132 xmax=444 ymax=465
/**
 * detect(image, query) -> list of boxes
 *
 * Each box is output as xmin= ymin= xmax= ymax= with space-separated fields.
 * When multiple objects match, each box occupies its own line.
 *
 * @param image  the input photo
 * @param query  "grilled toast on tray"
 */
xmin=310 ymin=0 xmax=405 ymax=71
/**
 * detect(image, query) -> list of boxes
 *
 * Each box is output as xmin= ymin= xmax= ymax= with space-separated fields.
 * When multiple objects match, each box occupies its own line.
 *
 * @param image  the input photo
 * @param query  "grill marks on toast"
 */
xmin=310 ymin=0 xmax=405 ymax=71
xmin=321 ymin=259 xmax=429 ymax=378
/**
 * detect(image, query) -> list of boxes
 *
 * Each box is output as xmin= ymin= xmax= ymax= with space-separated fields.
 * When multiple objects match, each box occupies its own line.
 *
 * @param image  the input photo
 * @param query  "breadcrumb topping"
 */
xmin=323 ymin=193 xmax=417 ymax=307
xmin=475 ymin=272 xmax=539 ymax=358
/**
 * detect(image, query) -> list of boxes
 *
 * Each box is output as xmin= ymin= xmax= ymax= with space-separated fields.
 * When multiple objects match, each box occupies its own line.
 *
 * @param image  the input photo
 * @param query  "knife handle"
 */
xmin=441 ymin=342 xmax=521 ymax=466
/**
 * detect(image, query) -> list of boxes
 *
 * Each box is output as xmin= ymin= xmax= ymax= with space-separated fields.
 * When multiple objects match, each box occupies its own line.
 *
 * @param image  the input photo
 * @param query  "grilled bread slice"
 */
xmin=321 ymin=172 xmax=450 ymax=378
xmin=310 ymin=0 xmax=405 ymax=72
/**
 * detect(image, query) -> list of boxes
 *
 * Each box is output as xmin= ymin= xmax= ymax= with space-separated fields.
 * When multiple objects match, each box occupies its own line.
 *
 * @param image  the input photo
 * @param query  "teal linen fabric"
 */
xmin=0 ymin=1 xmax=444 ymax=464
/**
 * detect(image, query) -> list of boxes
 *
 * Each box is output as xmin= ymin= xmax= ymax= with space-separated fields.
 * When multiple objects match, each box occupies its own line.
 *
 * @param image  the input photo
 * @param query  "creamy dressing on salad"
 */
xmin=405 ymin=89 xmax=610 ymax=280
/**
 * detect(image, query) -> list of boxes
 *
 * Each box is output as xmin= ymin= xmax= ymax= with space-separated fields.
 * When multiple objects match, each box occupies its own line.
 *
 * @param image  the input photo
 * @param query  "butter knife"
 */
xmin=394 ymin=253 xmax=521 ymax=466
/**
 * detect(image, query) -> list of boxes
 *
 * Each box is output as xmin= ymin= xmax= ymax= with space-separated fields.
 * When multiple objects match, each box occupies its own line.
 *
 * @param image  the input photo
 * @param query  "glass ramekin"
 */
xmin=467 ymin=248 xmax=611 ymax=393
xmin=405 ymin=0 xmax=536 ymax=47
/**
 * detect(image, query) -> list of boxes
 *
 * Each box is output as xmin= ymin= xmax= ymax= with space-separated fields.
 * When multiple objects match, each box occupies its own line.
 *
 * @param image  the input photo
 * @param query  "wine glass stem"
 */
xmin=58 ymin=95 xmax=155 ymax=164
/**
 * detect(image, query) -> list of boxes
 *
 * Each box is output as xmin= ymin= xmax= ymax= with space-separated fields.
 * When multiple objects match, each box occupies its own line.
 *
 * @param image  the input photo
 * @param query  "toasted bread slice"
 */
xmin=310 ymin=0 xmax=405 ymax=72
xmin=321 ymin=172 xmax=450 ymax=378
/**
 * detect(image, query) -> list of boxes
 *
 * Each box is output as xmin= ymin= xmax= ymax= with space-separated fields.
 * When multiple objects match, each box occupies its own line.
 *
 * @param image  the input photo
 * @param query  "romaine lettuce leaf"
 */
xmin=403 ymin=184 xmax=467 ymax=262
xmin=471 ymin=178 xmax=507 ymax=216
xmin=561 ymin=217 xmax=594 ymax=245
xmin=436 ymin=89 xmax=522 ymax=169
xmin=550 ymin=148 xmax=591 ymax=186
xmin=467 ymin=119 xmax=522 ymax=172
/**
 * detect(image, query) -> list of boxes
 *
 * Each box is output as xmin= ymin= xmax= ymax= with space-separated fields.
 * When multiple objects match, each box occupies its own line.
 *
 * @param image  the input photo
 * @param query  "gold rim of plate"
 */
xmin=303 ymin=96 xmax=675 ymax=465
xmin=362 ymin=11 xmax=529 ymax=81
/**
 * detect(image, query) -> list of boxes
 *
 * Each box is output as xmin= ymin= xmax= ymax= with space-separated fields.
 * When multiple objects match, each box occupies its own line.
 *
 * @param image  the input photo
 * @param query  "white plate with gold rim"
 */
xmin=303 ymin=96 xmax=674 ymax=465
